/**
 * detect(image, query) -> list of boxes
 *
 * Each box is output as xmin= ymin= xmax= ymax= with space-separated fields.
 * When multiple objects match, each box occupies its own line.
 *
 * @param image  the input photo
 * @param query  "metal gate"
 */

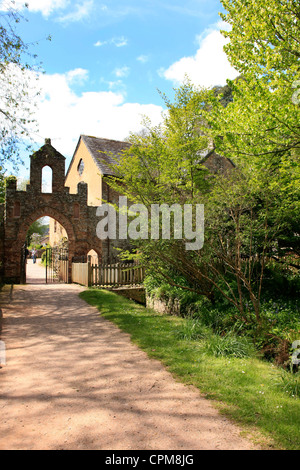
xmin=45 ymin=246 xmax=69 ymax=283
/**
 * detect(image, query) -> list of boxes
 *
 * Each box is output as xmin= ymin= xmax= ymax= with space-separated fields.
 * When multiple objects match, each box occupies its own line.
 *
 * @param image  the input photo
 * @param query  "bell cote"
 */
xmin=28 ymin=138 xmax=66 ymax=193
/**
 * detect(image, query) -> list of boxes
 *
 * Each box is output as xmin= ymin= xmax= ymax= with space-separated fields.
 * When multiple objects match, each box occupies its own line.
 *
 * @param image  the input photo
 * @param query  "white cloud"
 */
xmin=94 ymin=40 xmax=105 ymax=47
xmin=162 ymin=22 xmax=238 ymax=88
xmin=94 ymin=36 xmax=128 ymax=48
xmin=0 ymin=0 xmax=69 ymax=17
xmin=32 ymin=69 xmax=164 ymax=158
xmin=137 ymin=55 xmax=149 ymax=64
xmin=0 ymin=0 xmax=95 ymax=21
xmin=114 ymin=66 xmax=130 ymax=78
xmin=113 ymin=36 xmax=128 ymax=47
xmin=57 ymin=0 xmax=94 ymax=23
xmin=65 ymin=68 xmax=89 ymax=85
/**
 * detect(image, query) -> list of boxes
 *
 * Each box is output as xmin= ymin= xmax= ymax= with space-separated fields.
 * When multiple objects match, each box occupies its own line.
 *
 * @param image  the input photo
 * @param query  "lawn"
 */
xmin=80 ymin=288 xmax=300 ymax=450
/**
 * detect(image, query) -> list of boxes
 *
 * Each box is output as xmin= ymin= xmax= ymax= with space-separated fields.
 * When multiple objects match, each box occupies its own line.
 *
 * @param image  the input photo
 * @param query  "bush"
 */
xmin=144 ymin=274 xmax=300 ymax=365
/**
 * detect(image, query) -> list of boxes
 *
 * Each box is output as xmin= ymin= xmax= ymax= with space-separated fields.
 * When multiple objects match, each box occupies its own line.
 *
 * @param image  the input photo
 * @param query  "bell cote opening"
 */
xmin=41 ymin=166 xmax=53 ymax=193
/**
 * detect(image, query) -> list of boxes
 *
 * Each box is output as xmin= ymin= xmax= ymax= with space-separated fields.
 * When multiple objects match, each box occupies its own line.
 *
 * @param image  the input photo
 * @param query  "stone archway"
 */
xmin=2 ymin=139 xmax=102 ymax=284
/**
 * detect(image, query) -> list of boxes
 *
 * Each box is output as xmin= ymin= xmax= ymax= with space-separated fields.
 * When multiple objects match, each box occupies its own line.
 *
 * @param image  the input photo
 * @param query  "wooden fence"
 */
xmin=72 ymin=262 xmax=145 ymax=288
xmin=72 ymin=262 xmax=90 ymax=287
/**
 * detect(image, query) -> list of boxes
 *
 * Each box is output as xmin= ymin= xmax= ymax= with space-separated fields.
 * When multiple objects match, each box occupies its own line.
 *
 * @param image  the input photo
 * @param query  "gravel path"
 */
xmin=0 ymin=261 xmax=258 ymax=450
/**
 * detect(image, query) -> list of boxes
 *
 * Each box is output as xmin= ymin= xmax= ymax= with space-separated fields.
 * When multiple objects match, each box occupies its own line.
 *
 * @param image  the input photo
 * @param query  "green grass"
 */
xmin=80 ymin=288 xmax=300 ymax=450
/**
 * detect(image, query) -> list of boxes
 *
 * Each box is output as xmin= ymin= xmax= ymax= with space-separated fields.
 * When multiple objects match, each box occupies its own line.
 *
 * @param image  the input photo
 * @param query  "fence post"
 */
xmin=87 ymin=257 xmax=92 ymax=287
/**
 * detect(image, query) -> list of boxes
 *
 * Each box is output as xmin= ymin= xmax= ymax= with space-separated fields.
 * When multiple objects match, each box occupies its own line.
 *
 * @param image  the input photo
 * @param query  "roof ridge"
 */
xmin=81 ymin=134 xmax=130 ymax=145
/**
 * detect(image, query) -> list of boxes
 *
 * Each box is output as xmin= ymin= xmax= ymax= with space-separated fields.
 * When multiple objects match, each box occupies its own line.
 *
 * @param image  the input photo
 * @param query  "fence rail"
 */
xmin=72 ymin=261 xmax=145 ymax=287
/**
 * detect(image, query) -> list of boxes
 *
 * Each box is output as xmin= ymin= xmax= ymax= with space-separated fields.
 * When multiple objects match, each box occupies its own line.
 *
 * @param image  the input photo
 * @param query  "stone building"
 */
xmin=0 ymin=138 xmax=118 ymax=283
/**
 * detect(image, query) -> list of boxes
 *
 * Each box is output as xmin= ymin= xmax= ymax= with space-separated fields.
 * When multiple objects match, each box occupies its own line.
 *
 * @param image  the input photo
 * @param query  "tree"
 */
xmin=0 ymin=0 xmax=43 ymax=170
xmin=211 ymin=0 xmax=300 ymax=164
xmin=106 ymin=79 xmax=299 ymax=332
xmin=220 ymin=0 xmax=300 ymax=85
xmin=203 ymin=0 xmax=300 ymax=264
xmin=26 ymin=218 xmax=48 ymax=246
xmin=106 ymin=82 xmax=215 ymax=299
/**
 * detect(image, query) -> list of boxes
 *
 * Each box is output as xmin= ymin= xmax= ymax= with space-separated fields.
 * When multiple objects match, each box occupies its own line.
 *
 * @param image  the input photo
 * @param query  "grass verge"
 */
xmin=80 ymin=288 xmax=300 ymax=450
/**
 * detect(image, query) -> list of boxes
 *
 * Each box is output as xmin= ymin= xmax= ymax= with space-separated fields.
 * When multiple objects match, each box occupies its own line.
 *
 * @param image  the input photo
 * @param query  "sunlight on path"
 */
xmin=0 ymin=282 xmax=259 ymax=450
xmin=26 ymin=259 xmax=46 ymax=285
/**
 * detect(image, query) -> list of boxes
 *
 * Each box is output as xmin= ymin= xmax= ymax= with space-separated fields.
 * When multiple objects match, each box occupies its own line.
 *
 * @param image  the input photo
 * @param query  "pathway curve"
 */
xmin=0 ymin=263 xmax=259 ymax=450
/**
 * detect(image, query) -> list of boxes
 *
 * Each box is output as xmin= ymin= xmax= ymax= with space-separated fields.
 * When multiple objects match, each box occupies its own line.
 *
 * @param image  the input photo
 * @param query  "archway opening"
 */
xmin=26 ymin=216 xmax=49 ymax=256
xmin=24 ymin=216 xmax=69 ymax=284
xmin=87 ymin=249 xmax=99 ymax=265
xmin=48 ymin=216 xmax=68 ymax=249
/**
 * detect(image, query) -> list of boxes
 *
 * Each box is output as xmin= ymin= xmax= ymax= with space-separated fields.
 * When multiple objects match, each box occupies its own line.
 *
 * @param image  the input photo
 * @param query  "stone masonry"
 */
xmin=2 ymin=139 xmax=103 ymax=283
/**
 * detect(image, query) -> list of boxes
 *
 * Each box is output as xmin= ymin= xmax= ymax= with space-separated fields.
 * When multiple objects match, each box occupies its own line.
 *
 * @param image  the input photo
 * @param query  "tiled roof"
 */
xmin=81 ymin=135 xmax=130 ymax=176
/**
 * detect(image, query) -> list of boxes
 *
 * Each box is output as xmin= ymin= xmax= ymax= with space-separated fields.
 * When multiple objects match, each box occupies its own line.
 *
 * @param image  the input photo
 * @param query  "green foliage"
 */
xmin=144 ymin=273 xmax=200 ymax=308
xmin=107 ymin=80 xmax=212 ymax=206
xmin=220 ymin=0 xmax=300 ymax=83
xmin=0 ymin=174 xmax=16 ymax=203
xmin=273 ymin=364 xmax=300 ymax=399
xmin=145 ymin=270 xmax=300 ymax=366
xmin=105 ymin=2 xmax=299 ymax=342
xmin=41 ymin=243 xmax=51 ymax=266
xmin=174 ymin=318 xmax=212 ymax=341
xmin=209 ymin=0 xmax=300 ymax=172
xmin=26 ymin=218 xmax=48 ymax=246
xmin=108 ymin=78 xmax=299 ymax=331
xmin=173 ymin=316 xmax=256 ymax=359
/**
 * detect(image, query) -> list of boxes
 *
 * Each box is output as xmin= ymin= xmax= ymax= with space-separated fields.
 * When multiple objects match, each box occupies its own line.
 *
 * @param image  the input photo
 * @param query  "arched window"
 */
xmin=41 ymin=166 xmax=52 ymax=193
xmin=87 ymin=249 xmax=99 ymax=265
xmin=77 ymin=159 xmax=84 ymax=176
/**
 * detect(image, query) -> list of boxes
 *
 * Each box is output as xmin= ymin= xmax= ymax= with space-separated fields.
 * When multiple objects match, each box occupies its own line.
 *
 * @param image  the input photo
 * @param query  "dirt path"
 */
xmin=0 ymin=262 xmax=259 ymax=450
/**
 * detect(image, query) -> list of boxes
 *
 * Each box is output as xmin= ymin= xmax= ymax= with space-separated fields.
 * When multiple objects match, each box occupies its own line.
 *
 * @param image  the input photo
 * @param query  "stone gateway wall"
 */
xmin=2 ymin=140 xmax=103 ymax=284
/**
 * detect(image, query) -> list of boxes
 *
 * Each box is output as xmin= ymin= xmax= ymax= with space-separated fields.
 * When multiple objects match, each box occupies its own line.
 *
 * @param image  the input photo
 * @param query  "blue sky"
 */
xmin=1 ymin=0 xmax=238 ymax=177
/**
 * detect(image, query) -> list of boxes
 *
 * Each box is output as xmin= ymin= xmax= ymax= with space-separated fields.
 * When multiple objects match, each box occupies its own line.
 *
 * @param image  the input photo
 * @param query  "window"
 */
xmin=77 ymin=159 xmax=84 ymax=176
